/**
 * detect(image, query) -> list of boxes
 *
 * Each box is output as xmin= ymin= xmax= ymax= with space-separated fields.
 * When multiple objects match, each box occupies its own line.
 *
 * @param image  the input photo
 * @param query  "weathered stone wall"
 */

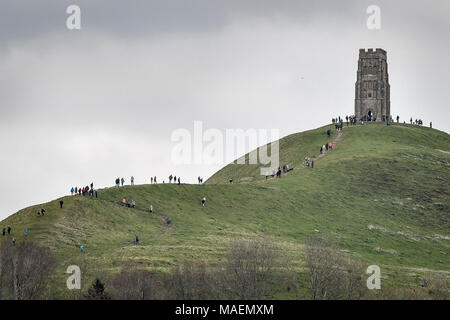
xmin=354 ymin=48 xmax=391 ymax=121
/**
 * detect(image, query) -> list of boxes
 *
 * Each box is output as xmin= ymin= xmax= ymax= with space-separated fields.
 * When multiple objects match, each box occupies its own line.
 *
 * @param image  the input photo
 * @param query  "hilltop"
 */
xmin=1 ymin=122 xmax=449 ymax=298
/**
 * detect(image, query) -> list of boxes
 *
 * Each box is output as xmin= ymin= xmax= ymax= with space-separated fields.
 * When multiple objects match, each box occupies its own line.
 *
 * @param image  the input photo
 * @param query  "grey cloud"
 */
xmin=0 ymin=0 xmax=448 ymax=219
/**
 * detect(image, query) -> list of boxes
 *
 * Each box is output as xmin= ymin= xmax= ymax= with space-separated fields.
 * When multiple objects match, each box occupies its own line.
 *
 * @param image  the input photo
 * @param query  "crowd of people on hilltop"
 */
xmin=332 ymin=115 xmax=358 ymax=128
xmin=404 ymin=117 xmax=431 ymax=128
xmin=70 ymin=183 xmax=98 ymax=198
xmin=333 ymin=114 xmax=433 ymax=129
xmin=111 ymin=175 xmax=197 ymax=186
xmin=111 ymin=175 xmax=207 ymax=186
xmin=168 ymin=174 xmax=182 ymax=185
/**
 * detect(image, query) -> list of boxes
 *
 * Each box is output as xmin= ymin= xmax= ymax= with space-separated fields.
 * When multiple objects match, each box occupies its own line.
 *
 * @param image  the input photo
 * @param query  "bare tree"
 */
xmin=220 ymin=237 xmax=281 ymax=300
xmin=111 ymin=264 xmax=163 ymax=300
xmin=305 ymin=236 xmax=364 ymax=300
xmin=0 ymin=243 xmax=14 ymax=299
xmin=338 ymin=257 xmax=365 ymax=300
xmin=0 ymin=241 xmax=57 ymax=300
xmin=168 ymin=261 xmax=215 ymax=300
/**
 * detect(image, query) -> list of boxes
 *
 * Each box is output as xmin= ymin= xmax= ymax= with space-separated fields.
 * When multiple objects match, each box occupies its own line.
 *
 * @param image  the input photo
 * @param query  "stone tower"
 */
xmin=355 ymin=48 xmax=390 ymax=122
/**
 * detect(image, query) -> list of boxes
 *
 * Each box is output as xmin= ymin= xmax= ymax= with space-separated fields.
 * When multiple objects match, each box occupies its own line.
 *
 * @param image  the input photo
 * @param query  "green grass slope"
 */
xmin=1 ymin=122 xmax=449 ymax=297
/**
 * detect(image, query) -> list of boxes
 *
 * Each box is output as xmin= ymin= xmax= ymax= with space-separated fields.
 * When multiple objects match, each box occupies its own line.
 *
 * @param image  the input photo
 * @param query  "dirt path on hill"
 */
xmin=314 ymin=130 xmax=343 ymax=160
xmin=253 ymin=129 xmax=344 ymax=183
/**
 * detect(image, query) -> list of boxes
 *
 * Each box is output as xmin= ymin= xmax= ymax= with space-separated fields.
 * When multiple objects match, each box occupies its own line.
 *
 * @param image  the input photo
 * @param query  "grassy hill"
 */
xmin=1 ymin=122 xmax=449 ymax=298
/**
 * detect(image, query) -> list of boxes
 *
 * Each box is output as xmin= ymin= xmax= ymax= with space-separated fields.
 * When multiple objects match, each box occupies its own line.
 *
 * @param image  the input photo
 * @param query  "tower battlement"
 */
xmin=359 ymin=48 xmax=387 ymax=57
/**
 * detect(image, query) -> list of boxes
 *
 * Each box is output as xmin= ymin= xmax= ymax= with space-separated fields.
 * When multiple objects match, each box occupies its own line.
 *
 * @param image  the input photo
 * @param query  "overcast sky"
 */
xmin=0 ymin=0 xmax=449 ymax=220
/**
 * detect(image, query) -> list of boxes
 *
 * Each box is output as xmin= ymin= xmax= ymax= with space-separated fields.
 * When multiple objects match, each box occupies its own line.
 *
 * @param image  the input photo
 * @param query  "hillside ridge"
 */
xmin=1 ymin=122 xmax=449 ymax=297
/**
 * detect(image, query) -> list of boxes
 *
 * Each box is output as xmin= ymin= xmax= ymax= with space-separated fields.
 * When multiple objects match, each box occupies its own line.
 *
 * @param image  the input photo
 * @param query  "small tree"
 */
xmin=84 ymin=279 xmax=111 ymax=300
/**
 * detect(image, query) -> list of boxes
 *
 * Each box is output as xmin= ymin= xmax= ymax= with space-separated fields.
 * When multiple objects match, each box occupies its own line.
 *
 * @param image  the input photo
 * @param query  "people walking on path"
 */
xmin=276 ymin=167 xmax=282 ymax=177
